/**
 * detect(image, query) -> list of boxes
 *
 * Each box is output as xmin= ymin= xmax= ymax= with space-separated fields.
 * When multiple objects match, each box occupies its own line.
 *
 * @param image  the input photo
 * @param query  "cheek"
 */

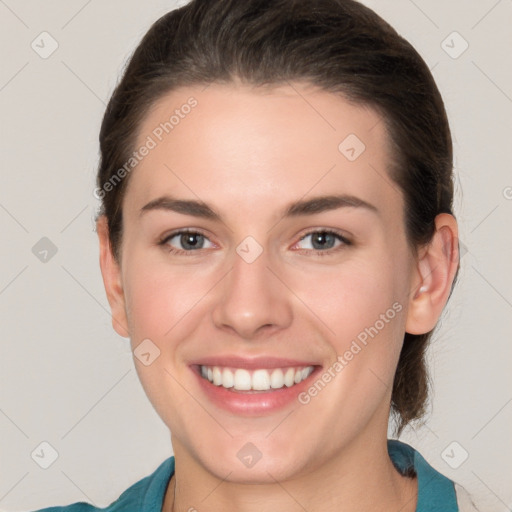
xmin=123 ymin=255 xmax=211 ymax=342
xmin=288 ymin=255 xmax=406 ymax=393
xmin=292 ymin=257 xmax=401 ymax=340
xmin=121 ymin=255 xmax=212 ymax=423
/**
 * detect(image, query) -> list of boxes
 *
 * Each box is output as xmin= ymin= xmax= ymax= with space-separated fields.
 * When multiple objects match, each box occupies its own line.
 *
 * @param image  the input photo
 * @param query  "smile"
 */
xmin=199 ymin=365 xmax=314 ymax=392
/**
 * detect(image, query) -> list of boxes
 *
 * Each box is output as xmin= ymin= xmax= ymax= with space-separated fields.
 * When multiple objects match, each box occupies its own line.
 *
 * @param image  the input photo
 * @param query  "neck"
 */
xmin=163 ymin=432 xmax=417 ymax=512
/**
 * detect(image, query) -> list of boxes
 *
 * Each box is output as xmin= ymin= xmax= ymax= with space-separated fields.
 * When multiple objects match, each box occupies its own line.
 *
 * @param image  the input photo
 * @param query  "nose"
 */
xmin=211 ymin=245 xmax=293 ymax=341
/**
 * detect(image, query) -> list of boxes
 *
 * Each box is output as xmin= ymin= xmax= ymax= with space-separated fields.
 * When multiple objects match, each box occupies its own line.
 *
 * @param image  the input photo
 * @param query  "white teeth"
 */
xmin=302 ymin=367 xmax=313 ymax=380
xmin=252 ymin=369 xmax=271 ymax=391
xmin=270 ymin=368 xmax=284 ymax=389
xmin=234 ymin=369 xmax=252 ymax=390
xmin=212 ymin=367 xmax=222 ymax=386
xmin=222 ymin=368 xmax=234 ymax=388
xmin=284 ymin=367 xmax=295 ymax=387
xmin=199 ymin=365 xmax=314 ymax=391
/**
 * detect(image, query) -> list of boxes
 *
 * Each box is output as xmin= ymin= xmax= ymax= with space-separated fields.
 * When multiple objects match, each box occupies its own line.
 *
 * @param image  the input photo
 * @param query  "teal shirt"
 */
xmin=32 ymin=440 xmax=459 ymax=511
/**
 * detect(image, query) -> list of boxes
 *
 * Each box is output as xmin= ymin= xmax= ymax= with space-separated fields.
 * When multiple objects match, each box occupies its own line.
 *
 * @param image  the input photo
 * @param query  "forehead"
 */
xmin=126 ymin=82 xmax=401 ymax=223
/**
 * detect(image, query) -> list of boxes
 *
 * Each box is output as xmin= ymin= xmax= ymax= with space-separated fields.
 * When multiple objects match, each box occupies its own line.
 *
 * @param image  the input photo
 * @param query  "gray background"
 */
xmin=0 ymin=0 xmax=511 ymax=510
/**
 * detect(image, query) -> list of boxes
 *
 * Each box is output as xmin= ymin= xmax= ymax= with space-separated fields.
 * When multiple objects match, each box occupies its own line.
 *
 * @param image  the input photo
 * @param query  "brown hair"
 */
xmin=97 ymin=0 xmax=458 ymax=434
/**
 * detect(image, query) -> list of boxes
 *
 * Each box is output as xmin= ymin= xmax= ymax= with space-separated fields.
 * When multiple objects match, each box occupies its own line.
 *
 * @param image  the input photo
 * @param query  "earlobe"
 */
xmin=405 ymin=213 xmax=459 ymax=335
xmin=96 ymin=216 xmax=130 ymax=338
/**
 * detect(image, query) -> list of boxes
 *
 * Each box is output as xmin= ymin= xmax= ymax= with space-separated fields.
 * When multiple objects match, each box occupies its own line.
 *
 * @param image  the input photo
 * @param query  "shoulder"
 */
xmin=30 ymin=457 xmax=175 ymax=512
xmin=388 ymin=440 xmax=480 ymax=512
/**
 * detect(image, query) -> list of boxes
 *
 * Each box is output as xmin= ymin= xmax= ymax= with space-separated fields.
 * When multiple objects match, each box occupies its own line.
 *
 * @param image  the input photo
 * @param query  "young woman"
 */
xmin=34 ymin=0 xmax=477 ymax=510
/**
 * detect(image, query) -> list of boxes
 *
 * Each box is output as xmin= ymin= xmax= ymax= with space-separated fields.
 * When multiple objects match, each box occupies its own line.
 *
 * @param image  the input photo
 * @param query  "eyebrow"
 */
xmin=139 ymin=194 xmax=379 ymax=221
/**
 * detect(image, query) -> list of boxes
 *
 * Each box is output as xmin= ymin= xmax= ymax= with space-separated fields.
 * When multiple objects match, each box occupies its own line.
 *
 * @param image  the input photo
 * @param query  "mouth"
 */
xmin=190 ymin=358 xmax=320 ymax=416
xmin=199 ymin=365 xmax=314 ymax=392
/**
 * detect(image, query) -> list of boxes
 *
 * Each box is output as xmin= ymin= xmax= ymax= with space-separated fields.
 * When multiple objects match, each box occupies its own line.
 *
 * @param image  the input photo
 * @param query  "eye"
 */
xmin=293 ymin=230 xmax=350 ymax=254
xmin=160 ymin=230 xmax=214 ymax=254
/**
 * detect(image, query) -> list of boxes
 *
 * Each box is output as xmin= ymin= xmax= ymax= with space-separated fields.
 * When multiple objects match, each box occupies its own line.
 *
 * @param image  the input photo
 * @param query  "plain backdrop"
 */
xmin=0 ymin=1 xmax=511 ymax=510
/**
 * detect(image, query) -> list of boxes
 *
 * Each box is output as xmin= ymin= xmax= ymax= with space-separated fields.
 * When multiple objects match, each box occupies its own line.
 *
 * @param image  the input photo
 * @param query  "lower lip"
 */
xmin=192 ymin=366 xmax=320 ymax=416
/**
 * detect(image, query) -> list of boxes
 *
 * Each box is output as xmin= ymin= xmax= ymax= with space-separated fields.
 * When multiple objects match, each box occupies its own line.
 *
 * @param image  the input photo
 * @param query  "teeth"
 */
xmin=222 ymin=368 xmax=234 ymax=388
xmin=234 ymin=369 xmax=251 ymax=390
xmin=302 ymin=367 xmax=313 ymax=380
xmin=199 ymin=365 xmax=314 ymax=391
xmin=270 ymin=368 xmax=284 ymax=389
xmin=284 ymin=367 xmax=295 ymax=387
xmin=212 ymin=367 xmax=222 ymax=386
xmin=252 ymin=369 xmax=271 ymax=390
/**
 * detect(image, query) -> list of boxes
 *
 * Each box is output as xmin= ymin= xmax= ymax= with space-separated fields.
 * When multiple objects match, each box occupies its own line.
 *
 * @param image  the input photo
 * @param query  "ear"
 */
xmin=405 ymin=213 xmax=459 ymax=335
xmin=96 ymin=216 xmax=130 ymax=338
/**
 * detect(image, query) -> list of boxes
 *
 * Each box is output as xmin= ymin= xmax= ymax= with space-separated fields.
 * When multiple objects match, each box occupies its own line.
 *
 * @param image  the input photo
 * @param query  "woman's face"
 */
xmin=108 ymin=82 xmax=420 ymax=481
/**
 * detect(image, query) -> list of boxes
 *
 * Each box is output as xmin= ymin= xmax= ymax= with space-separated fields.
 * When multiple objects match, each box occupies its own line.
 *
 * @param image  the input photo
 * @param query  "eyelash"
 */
xmin=158 ymin=228 xmax=352 ymax=257
xmin=158 ymin=228 xmax=212 ymax=257
xmin=294 ymin=229 xmax=352 ymax=257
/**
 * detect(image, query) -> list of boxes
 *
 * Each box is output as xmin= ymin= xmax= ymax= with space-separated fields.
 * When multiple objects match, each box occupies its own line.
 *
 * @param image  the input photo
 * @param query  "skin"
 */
xmin=97 ymin=81 xmax=459 ymax=512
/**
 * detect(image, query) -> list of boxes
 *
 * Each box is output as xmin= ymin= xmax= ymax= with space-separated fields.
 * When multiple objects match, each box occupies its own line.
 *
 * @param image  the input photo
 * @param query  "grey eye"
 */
xmin=297 ymin=231 xmax=343 ymax=251
xmin=165 ymin=231 xmax=213 ymax=251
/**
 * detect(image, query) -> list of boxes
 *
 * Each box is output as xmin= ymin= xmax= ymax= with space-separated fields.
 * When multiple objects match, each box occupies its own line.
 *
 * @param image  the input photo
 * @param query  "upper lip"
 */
xmin=190 ymin=356 xmax=320 ymax=369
